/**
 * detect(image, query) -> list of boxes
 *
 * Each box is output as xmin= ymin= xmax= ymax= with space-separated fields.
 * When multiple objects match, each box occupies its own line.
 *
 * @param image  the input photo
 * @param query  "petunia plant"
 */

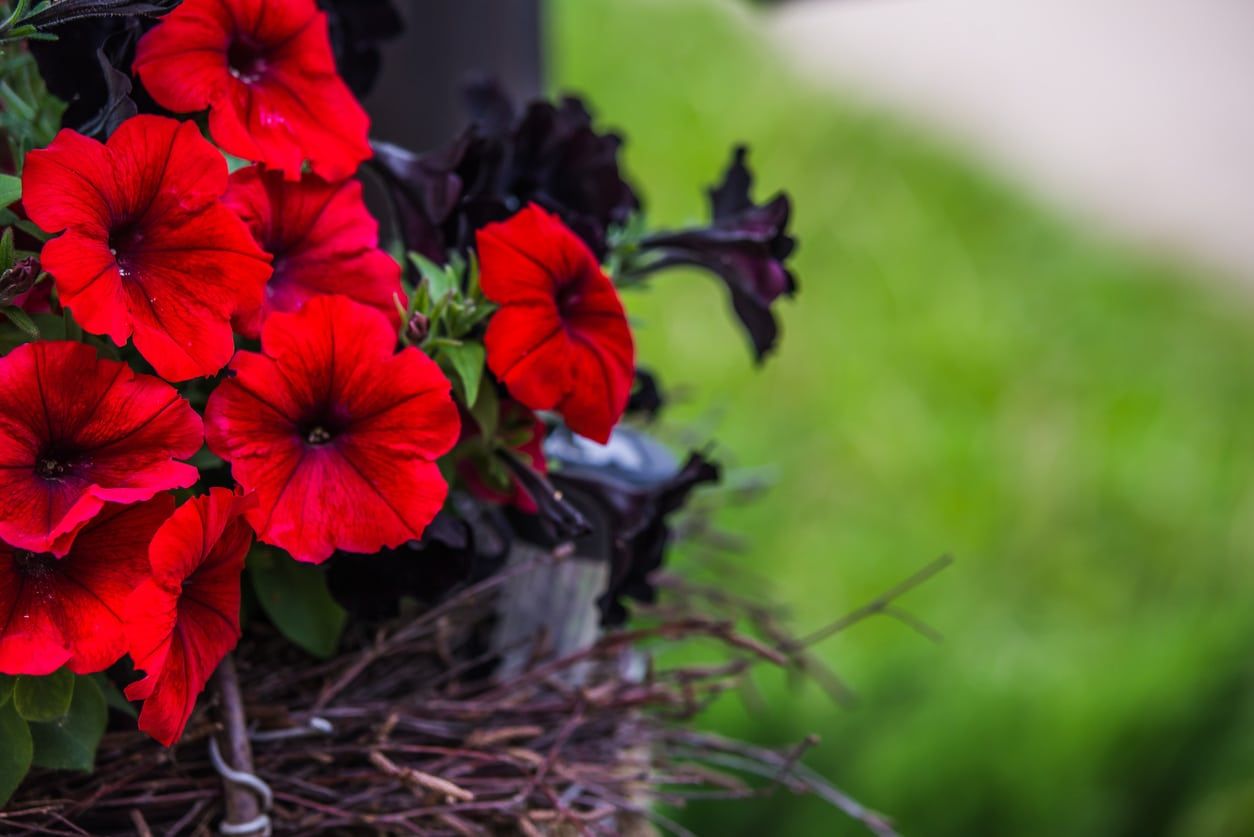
xmin=0 ymin=0 xmax=800 ymax=812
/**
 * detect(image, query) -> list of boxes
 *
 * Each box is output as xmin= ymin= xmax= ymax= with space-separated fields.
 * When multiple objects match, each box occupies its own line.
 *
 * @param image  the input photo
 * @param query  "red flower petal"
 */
xmin=477 ymin=204 xmax=635 ymax=443
xmin=134 ymin=0 xmax=371 ymax=180
xmin=224 ymin=166 xmax=402 ymax=337
xmin=125 ymin=489 xmax=255 ymax=747
xmin=23 ymin=116 xmax=272 ymax=381
xmin=0 ymin=496 xmax=174 ymax=676
xmin=204 ymin=295 xmax=460 ymax=563
xmin=0 ymin=342 xmax=203 ymax=555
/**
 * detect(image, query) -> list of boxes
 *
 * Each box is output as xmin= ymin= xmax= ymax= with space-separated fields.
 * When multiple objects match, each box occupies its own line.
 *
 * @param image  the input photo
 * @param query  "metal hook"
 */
xmin=209 ymin=736 xmax=273 ymax=837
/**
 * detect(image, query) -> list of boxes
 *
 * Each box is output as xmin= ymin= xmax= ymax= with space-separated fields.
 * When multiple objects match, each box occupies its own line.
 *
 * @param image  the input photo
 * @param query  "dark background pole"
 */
xmin=363 ymin=1 xmax=544 ymax=152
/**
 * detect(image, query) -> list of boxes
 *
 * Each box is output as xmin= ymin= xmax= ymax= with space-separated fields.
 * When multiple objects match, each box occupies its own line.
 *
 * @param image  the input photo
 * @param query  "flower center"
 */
xmin=35 ymin=446 xmax=80 ymax=481
xmin=13 ymin=550 xmax=54 ymax=579
xmin=306 ymin=426 xmax=333 ymax=445
xmin=108 ymin=221 xmax=144 ymax=276
xmin=555 ymin=278 xmax=587 ymax=318
xmin=227 ymin=40 xmax=269 ymax=84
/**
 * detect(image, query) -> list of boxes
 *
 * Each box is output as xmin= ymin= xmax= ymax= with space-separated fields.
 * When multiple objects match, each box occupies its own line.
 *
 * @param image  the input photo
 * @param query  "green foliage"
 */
xmin=29 ymin=675 xmax=106 ymax=771
xmin=0 ymin=699 xmax=33 ymax=806
xmin=401 ymin=251 xmax=496 ymax=406
xmin=555 ymin=1 xmax=1254 ymax=835
xmin=0 ymin=173 xmax=19 ymax=209
xmin=0 ymin=672 xmax=107 ymax=803
xmin=0 ymin=44 xmax=65 ymax=171
xmin=13 ymin=668 xmax=73 ymax=722
xmin=248 ymin=545 xmax=347 ymax=659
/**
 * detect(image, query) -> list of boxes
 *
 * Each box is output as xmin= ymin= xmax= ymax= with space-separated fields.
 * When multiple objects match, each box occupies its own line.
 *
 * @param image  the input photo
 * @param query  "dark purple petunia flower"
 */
xmin=318 ymin=0 xmax=403 ymax=98
xmin=370 ymin=79 xmax=639 ymax=263
xmin=562 ymin=451 xmax=721 ymax=627
xmin=632 ymin=145 xmax=798 ymax=362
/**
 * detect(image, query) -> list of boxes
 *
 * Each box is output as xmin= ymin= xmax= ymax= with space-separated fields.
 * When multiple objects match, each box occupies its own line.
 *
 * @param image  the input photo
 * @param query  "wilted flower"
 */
xmin=0 ymin=257 xmax=40 ymax=306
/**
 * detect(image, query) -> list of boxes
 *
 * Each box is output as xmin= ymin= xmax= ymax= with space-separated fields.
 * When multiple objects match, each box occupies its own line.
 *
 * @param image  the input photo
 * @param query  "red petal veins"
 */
xmin=23 ymin=117 xmax=272 ymax=381
xmin=135 ymin=0 xmax=370 ymax=180
xmin=0 ymin=342 xmax=202 ymax=556
xmin=205 ymin=296 xmax=459 ymax=564
xmin=0 ymin=496 xmax=173 ymax=676
xmin=477 ymin=204 xmax=635 ymax=444
xmin=225 ymin=166 xmax=402 ymax=337
xmin=126 ymin=489 xmax=254 ymax=747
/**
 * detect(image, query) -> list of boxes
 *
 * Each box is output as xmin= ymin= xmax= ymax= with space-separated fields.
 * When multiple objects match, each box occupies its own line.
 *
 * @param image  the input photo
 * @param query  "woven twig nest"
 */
xmin=2 ymin=537 xmax=914 ymax=836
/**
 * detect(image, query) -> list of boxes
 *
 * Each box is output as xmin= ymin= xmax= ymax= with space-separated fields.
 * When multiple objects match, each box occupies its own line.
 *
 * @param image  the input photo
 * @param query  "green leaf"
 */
xmin=409 ymin=251 xmax=458 ymax=301
xmin=249 ymin=546 xmax=346 ymax=659
xmin=0 ymin=173 xmax=18 ymax=210
xmin=14 ymin=668 xmax=74 ymax=722
xmin=93 ymin=674 xmax=136 ymax=719
xmin=469 ymin=376 xmax=500 ymax=439
xmin=1 ymin=304 xmax=38 ymax=338
xmin=0 ymin=226 xmax=13 ymax=269
xmin=0 ymin=699 xmax=32 ymax=806
xmin=29 ymin=675 xmax=106 ymax=772
xmin=0 ymin=674 xmax=13 ymax=707
xmin=440 ymin=342 xmax=485 ymax=405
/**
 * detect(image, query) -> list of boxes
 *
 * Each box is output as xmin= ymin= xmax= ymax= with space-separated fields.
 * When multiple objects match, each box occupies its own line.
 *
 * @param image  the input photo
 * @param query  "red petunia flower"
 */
xmin=223 ymin=165 xmax=402 ymax=338
xmin=458 ymin=398 xmax=547 ymax=514
xmin=22 ymin=115 xmax=272 ymax=381
xmin=133 ymin=0 xmax=371 ymax=181
xmin=477 ymin=204 xmax=634 ymax=444
xmin=0 ymin=496 xmax=175 ymax=677
xmin=0 ymin=341 xmax=203 ymax=556
xmin=204 ymin=295 xmax=460 ymax=564
xmin=124 ymin=489 xmax=255 ymax=747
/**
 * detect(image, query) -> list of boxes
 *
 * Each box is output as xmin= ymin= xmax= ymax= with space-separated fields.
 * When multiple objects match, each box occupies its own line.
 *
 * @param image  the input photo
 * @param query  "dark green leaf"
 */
xmin=249 ymin=546 xmax=346 ymax=659
xmin=0 ymin=174 xmax=18 ymax=210
xmin=0 ymin=674 xmax=13 ymax=707
xmin=93 ymin=674 xmax=136 ymax=719
xmin=14 ymin=669 xmax=74 ymax=722
xmin=469 ymin=376 xmax=500 ymax=439
xmin=2 ymin=304 xmax=39 ymax=338
xmin=29 ymin=676 xmax=106 ymax=772
xmin=440 ymin=342 xmax=485 ymax=405
xmin=0 ymin=699 xmax=32 ymax=806
xmin=0 ymin=226 xmax=14 ymax=269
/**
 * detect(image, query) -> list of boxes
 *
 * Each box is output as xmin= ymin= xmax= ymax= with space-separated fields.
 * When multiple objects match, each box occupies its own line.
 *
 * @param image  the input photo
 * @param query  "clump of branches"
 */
xmin=2 ymin=551 xmax=947 ymax=836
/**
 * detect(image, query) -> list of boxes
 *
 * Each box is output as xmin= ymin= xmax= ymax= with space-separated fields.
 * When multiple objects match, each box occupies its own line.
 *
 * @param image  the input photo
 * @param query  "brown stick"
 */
xmin=213 ymin=653 xmax=262 ymax=827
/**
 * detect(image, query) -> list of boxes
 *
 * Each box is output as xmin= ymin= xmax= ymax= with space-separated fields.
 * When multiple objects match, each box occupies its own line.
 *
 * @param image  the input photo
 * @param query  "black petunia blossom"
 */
xmin=554 ymin=451 xmax=721 ymax=627
xmin=626 ymin=368 xmax=665 ymax=422
xmin=17 ymin=0 xmax=178 ymax=31
xmin=631 ymin=146 xmax=798 ymax=362
xmin=28 ymin=10 xmax=164 ymax=138
xmin=369 ymin=79 xmax=639 ymax=264
xmin=318 ymin=0 xmax=402 ymax=99
xmin=325 ymin=509 xmax=508 ymax=620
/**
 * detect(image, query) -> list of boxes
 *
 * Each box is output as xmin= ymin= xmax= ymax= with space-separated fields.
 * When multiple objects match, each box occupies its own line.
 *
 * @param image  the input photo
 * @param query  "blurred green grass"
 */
xmin=551 ymin=0 xmax=1254 ymax=835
